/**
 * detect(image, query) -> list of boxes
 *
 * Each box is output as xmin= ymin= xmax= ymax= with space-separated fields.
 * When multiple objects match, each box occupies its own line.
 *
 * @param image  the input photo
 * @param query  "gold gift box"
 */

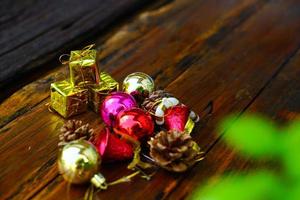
xmin=89 ymin=72 xmax=119 ymax=113
xmin=69 ymin=49 xmax=100 ymax=87
xmin=50 ymin=80 xmax=89 ymax=118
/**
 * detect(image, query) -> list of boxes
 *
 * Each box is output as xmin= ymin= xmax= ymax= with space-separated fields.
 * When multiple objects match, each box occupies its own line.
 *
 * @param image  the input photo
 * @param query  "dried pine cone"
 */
xmin=148 ymin=130 xmax=203 ymax=172
xmin=142 ymin=90 xmax=173 ymax=113
xmin=58 ymin=120 xmax=95 ymax=147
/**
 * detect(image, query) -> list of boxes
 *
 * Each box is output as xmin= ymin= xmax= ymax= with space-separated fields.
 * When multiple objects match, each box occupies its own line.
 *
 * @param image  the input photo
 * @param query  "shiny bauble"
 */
xmin=58 ymin=140 xmax=100 ymax=184
xmin=92 ymin=127 xmax=134 ymax=162
xmin=114 ymin=108 xmax=155 ymax=141
xmin=164 ymin=105 xmax=195 ymax=134
xmin=122 ymin=72 xmax=155 ymax=102
xmin=100 ymin=92 xmax=137 ymax=127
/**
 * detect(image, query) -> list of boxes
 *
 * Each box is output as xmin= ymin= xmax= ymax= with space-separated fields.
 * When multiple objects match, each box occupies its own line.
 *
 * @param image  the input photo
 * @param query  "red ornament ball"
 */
xmin=114 ymin=108 xmax=154 ymax=141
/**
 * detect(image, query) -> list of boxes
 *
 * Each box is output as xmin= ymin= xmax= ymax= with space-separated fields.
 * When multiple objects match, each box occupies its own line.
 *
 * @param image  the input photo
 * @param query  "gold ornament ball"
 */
xmin=58 ymin=140 xmax=101 ymax=184
xmin=123 ymin=72 xmax=155 ymax=98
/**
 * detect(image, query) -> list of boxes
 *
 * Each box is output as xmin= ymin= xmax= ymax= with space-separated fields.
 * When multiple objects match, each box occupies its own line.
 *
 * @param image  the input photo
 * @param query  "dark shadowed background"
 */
xmin=0 ymin=0 xmax=153 ymax=99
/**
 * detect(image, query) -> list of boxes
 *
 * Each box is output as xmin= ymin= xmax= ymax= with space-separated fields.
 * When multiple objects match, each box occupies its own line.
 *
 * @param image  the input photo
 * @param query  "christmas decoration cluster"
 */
xmin=51 ymin=45 xmax=204 ymax=190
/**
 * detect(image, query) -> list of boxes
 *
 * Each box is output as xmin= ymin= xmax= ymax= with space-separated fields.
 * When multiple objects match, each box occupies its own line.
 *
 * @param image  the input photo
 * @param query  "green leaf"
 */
xmin=281 ymin=121 xmax=300 ymax=180
xmin=220 ymin=114 xmax=280 ymax=158
xmin=288 ymin=183 xmax=300 ymax=200
xmin=190 ymin=171 xmax=284 ymax=200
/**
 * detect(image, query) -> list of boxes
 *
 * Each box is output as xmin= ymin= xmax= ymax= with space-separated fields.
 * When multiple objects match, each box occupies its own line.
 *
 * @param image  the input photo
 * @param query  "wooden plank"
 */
xmin=0 ymin=109 xmax=104 ymax=199
xmin=30 ymin=0 xmax=300 ymax=199
xmin=0 ymin=0 xmax=263 ymax=127
xmin=0 ymin=0 xmax=152 ymax=88
xmin=168 ymin=44 xmax=300 ymax=200
xmin=0 ymin=0 xmax=267 ymax=199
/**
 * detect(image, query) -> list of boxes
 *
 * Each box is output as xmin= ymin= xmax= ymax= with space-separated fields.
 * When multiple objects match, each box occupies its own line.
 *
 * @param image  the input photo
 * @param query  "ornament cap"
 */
xmin=91 ymin=173 xmax=108 ymax=189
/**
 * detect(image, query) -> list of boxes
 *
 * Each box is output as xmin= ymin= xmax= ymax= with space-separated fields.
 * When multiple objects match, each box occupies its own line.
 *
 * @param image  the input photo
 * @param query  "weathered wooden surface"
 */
xmin=0 ymin=0 xmax=152 ymax=90
xmin=1 ymin=0 xmax=300 ymax=199
xmin=169 ymin=47 xmax=300 ymax=200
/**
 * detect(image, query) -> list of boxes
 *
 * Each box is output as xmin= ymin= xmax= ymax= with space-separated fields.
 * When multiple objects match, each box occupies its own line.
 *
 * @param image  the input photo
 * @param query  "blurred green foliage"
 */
xmin=190 ymin=115 xmax=300 ymax=200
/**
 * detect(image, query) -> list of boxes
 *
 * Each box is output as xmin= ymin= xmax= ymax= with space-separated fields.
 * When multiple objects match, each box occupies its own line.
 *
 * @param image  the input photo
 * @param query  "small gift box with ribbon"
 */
xmin=50 ymin=80 xmax=89 ymax=118
xmin=67 ymin=45 xmax=100 ymax=87
xmin=89 ymin=72 xmax=119 ymax=113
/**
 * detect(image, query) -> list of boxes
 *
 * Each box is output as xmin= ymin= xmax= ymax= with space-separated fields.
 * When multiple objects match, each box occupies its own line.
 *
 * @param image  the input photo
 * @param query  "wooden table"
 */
xmin=1 ymin=0 xmax=300 ymax=199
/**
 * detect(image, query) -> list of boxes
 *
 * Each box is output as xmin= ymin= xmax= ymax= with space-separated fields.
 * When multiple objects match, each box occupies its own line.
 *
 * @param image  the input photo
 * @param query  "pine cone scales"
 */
xmin=58 ymin=120 xmax=94 ymax=147
xmin=148 ymin=130 xmax=202 ymax=172
xmin=142 ymin=90 xmax=172 ymax=112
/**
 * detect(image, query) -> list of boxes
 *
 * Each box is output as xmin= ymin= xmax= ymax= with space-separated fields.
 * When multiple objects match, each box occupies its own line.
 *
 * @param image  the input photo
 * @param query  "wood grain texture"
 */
xmin=0 ymin=0 xmax=265 ymax=199
xmin=34 ymin=0 xmax=300 ymax=199
xmin=168 ymin=43 xmax=300 ymax=200
xmin=1 ymin=0 xmax=300 ymax=199
xmin=0 ymin=0 xmax=264 ymax=129
xmin=0 ymin=0 xmax=152 ymax=88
